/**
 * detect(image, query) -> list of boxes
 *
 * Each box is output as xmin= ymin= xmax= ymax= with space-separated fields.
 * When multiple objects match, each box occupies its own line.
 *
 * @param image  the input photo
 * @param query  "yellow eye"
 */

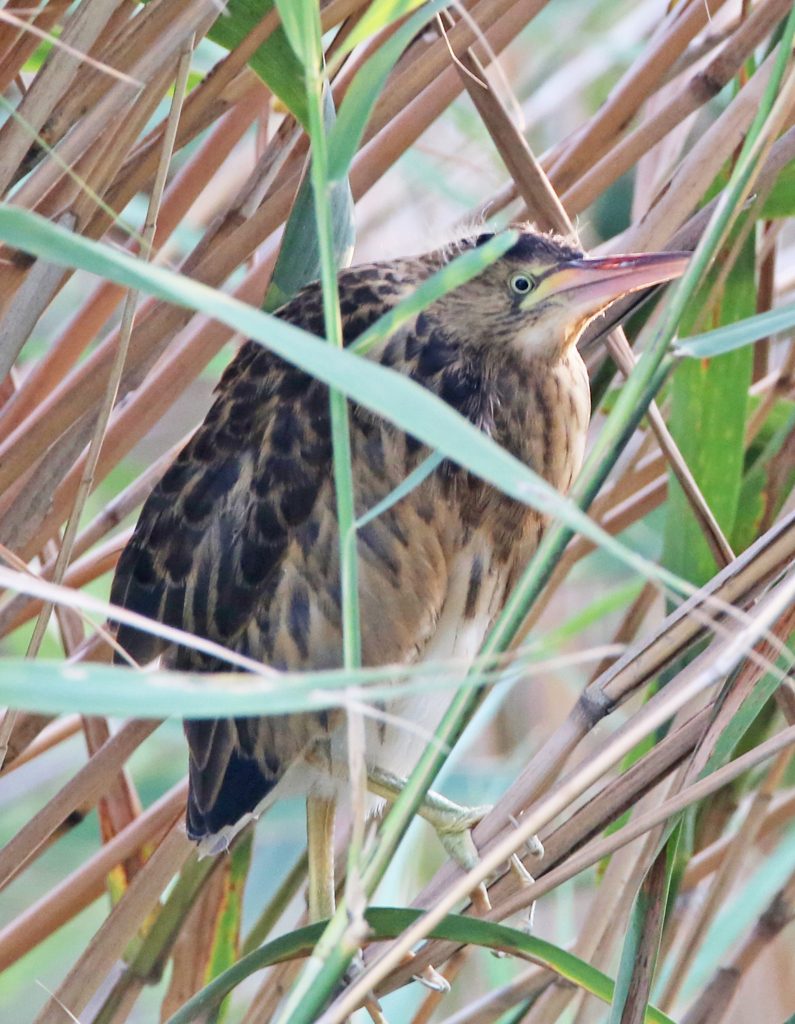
xmin=510 ymin=273 xmax=535 ymax=295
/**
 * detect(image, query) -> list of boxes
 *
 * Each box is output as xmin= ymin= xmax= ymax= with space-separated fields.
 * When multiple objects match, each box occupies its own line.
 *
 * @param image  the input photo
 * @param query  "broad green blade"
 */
xmin=208 ymin=1 xmax=308 ymax=125
xmin=164 ymin=908 xmax=677 ymax=1024
xmin=265 ymin=86 xmax=355 ymax=312
xmin=663 ymin=228 xmax=755 ymax=585
xmin=675 ymin=300 xmax=795 ymax=359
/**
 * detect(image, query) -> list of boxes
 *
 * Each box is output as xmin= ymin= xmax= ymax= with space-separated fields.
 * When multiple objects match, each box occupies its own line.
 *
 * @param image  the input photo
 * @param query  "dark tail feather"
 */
xmin=186 ymin=748 xmax=276 ymax=841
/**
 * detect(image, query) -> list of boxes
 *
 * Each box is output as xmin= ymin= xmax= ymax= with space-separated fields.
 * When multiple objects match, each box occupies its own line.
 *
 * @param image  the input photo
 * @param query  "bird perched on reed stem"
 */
xmin=110 ymin=228 xmax=686 ymax=919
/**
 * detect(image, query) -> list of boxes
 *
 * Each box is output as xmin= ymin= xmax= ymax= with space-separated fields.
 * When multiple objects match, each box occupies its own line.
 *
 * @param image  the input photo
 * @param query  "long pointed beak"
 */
xmin=528 ymin=251 xmax=690 ymax=315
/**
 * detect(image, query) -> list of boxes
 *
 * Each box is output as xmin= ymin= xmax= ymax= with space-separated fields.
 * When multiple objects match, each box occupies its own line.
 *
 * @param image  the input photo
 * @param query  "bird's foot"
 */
xmin=428 ymin=798 xmax=492 ymax=914
xmin=367 ymin=767 xmax=492 ymax=913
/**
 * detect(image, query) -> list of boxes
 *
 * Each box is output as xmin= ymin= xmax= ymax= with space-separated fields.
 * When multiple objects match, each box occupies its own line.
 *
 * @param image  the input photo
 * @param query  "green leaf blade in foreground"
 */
xmin=663 ymin=229 xmax=755 ymax=586
xmin=164 ymin=908 xmax=677 ymax=1024
xmin=207 ymin=1 xmax=308 ymax=126
xmin=264 ymin=89 xmax=355 ymax=312
xmin=674 ymin=300 xmax=795 ymax=359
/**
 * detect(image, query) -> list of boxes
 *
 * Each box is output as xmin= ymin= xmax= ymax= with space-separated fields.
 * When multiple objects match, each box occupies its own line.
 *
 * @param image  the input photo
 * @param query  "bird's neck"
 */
xmin=485 ymin=344 xmax=591 ymax=490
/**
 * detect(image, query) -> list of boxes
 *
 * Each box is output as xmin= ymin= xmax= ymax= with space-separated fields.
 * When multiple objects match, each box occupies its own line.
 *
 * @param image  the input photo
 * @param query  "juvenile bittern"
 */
xmin=110 ymin=228 xmax=686 ymax=920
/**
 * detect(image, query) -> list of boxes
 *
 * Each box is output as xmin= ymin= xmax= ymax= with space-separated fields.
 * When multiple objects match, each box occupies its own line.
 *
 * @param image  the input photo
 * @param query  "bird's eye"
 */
xmin=509 ymin=273 xmax=535 ymax=295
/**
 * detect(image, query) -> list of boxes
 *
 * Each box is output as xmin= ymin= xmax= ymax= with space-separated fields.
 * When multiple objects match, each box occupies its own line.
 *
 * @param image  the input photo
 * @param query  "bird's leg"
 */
xmin=306 ymin=794 xmax=337 ymax=922
xmin=367 ymin=766 xmax=492 ymax=913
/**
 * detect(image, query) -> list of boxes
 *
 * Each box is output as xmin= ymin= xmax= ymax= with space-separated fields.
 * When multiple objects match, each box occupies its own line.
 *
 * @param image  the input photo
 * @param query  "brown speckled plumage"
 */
xmin=110 ymin=228 xmax=685 ymax=846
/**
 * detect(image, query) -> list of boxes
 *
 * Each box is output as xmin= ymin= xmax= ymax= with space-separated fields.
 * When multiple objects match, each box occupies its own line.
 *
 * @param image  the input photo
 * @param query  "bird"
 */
xmin=110 ymin=227 xmax=686 ymax=919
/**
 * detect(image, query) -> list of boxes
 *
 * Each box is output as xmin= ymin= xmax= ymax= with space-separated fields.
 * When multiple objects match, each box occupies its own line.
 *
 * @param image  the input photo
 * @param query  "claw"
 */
xmin=526 ymin=833 xmax=545 ymax=859
xmin=509 ymin=852 xmax=536 ymax=887
xmin=508 ymin=815 xmax=544 ymax=861
xmin=507 ymin=817 xmax=543 ymax=935
xmin=413 ymin=964 xmax=451 ymax=993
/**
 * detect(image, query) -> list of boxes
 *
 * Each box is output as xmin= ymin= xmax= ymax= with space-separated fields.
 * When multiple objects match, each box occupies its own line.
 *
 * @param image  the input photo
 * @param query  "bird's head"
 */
xmin=441 ymin=228 xmax=689 ymax=359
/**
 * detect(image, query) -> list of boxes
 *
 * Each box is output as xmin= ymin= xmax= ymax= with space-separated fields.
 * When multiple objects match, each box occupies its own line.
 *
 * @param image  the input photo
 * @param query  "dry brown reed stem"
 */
xmin=409 ymin=949 xmax=470 ymax=1024
xmin=0 ymin=33 xmax=197 ymax=772
xmin=685 ymin=603 xmax=795 ymax=786
xmin=160 ymin=859 xmax=236 ymax=1020
xmin=6 ymin=0 xmax=215 ymax=212
xmin=748 ymin=322 xmax=795 ymax=442
xmin=39 ymin=0 xmax=189 ymax=151
xmin=561 ymin=0 xmax=793 ymax=217
xmin=386 ymin=707 xmax=713 ymax=999
xmin=93 ymin=853 xmax=228 ymax=1022
xmin=0 ymin=212 xmax=76 ymax=381
xmin=23 ymin=35 xmax=194 ymax=666
xmin=0 ymin=2 xmax=71 ymax=95
xmin=82 ymin=713 xmax=145 ymax=877
xmin=616 ymin=50 xmax=780 ymax=255
xmin=0 ymin=779 xmax=188 ymax=972
xmin=513 ymin=451 xmax=668 ymax=622
xmin=483 ymin=0 xmax=749 ymax=233
xmin=348 ymin=677 xmax=795 ymax=1019
xmin=438 ymin=967 xmax=550 ymax=1024
xmin=0 ymin=718 xmax=159 ymax=889
xmin=0 ymin=443 xmax=180 ymax=635
xmin=0 ymin=79 xmax=265 ymax=440
xmin=401 ymin=511 xmax=795 ymax=934
xmin=43 ymin=60 xmax=178 ymax=225
xmin=620 ymin=838 xmax=671 ymax=1024
xmin=588 ymin=601 xmax=795 ymax=1017
xmin=33 ymin=823 xmax=193 ymax=1024
xmin=0 ymin=532 xmax=127 ymax=634
xmin=680 ymin=867 xmax=795 ymax=1024
xmin=0 ymin=0 xmax=123 ymax=193
xmin=522 ymin=774 xmax=686 ymax=1024
xmin=504 ymin=507 xmax=795 ymax=819
xmin=683 ymin=786 xmax=795 ymax=889
xmin=363 ymin=0 xmax=549 ymax=147
xmin=548 ymin=0 xmax=726 ymax=192
xmin=2 ymin=713 xmax=82 ymax=773
xmin=20 ymin=251 xmax=275 ymax=566
xmin=753 ymin=223 xmax=776 ymax=380
xmin=0 ymin=708 xmax=55 ymax=766
xmin=588 ymin=581 xmax=659 ymax=682
xmin=661 ymin=748 xmax=794 ymax=1012
xmin=498 ymin=721 xmax=795 ymax=923
xmin=83 ymin=2 xmax=360 ymax=236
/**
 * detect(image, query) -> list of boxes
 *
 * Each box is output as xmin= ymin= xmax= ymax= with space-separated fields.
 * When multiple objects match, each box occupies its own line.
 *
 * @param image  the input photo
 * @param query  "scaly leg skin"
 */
xmin=367 ymin=766 xmax=492 ymax=913
xmin=306 ymin=796 xmax=388 ymax=1022
xmin=306 ymin=795 xmax=336 ymax=923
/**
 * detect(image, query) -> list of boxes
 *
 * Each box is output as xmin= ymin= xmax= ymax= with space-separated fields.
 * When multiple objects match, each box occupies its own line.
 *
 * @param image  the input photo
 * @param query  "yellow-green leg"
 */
xmin=305 ymin=795 xmax=389 ymax=1021
xmin=367 ymin=766 xmax=492 ymax=913
xmin=306 ymin=794 xmax=336 ymax=922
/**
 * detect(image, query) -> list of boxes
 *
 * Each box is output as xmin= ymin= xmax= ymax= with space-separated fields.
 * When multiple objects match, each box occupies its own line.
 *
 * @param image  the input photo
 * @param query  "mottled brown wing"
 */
xmin=110 ymin=266 xmax=413 ymax=664
xmin=110 ymin=261 xmax=444 ymax=840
